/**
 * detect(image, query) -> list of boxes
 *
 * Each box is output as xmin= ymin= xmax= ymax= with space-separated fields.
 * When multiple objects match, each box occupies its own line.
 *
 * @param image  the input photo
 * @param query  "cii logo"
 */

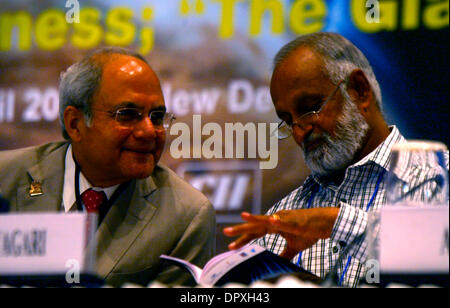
xmin=177 ymin=161 xmax=262 ymax=223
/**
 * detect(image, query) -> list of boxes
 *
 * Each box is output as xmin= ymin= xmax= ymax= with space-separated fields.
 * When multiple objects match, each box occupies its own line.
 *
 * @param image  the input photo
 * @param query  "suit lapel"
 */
xmin=95 ymin=175 xmax=158 ymax=279
xmin=16 ymin=143 xmax=68 ymax=213
xmin=14 ymin=142 xmax=161 ymax=279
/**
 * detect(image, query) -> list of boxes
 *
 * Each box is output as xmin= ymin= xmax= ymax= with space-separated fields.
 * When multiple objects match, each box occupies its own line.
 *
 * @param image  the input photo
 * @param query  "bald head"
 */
xmin=273 ymin=32 xmax=383 ymax=112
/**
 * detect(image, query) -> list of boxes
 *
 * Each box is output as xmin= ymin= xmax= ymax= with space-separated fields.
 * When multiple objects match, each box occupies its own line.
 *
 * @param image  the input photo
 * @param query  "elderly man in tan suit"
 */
xmin=0 ymin=47 xmax=216 ymax=287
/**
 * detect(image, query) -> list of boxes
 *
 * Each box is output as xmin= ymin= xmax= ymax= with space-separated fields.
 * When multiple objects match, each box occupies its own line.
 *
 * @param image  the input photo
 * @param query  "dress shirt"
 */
xmin=255 ymin=126 xmax=406 ymax=287
xmin=63 ymin=145 xmax=118 ymax=213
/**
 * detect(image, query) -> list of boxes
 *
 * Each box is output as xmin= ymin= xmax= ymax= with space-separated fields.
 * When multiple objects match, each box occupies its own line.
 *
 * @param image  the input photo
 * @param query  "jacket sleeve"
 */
xmin=155 ymin=199 xmax=216 ymax=286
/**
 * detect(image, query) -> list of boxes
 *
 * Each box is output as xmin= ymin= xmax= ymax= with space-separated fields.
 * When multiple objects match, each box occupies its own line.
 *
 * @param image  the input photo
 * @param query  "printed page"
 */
xmin=202 ymin=249 xmax=237 ymax=272
xmin=201 ymin=244 xmax=266 ymax=286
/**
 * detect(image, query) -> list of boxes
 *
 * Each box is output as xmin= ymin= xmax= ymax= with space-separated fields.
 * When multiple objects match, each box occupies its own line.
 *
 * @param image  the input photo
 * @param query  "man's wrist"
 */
xmin=313 ymin=207 xmax=340 ymax=239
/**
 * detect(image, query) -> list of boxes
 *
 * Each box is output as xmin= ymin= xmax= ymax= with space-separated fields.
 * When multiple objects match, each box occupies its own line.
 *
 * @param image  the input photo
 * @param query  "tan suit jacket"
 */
xmin=0 ymin=142 xmax=216 ymax=287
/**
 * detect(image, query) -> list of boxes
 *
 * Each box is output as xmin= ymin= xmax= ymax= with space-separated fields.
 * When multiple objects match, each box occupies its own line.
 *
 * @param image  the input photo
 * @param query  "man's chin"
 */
xmin=303 ymin=145 xmax=324 ymax=166
xmin=303 ymin=149 xmax=335 ymax=176
xmin=121 ymin=161 xmax=157 ymax=180
xmin=122 ymin=169 xmax=154 ymax=180
xmin=305 ymin=152 xmax=353 ymax=177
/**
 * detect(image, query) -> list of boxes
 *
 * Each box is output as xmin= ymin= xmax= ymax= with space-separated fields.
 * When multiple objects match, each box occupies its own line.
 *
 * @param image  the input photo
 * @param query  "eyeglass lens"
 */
xmin=115 ymin=109 xmax=171 ymax=128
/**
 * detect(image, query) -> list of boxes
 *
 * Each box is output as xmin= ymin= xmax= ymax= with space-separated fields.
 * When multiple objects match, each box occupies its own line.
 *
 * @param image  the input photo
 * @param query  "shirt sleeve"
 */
xmin=329 ymin=201 xmax=369 ymax=262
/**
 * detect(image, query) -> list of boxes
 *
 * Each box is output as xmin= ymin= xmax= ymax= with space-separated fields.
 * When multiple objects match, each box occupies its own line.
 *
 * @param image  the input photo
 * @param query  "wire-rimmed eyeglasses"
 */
xmin=93 ymin=107 xmax=176 ymax=129
xmin=273 ymin=80 xmax=345 ymax=140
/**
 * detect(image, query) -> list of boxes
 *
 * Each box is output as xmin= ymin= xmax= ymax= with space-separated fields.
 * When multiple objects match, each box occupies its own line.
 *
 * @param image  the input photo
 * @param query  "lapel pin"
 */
xmin=29 ymin=181 xmax=43 ymax=197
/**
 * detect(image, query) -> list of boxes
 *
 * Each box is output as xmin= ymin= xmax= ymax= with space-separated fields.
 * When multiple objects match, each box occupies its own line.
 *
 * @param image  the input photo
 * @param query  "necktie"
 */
xmin=81 ymin=188 xmax=107 ymax=214
xmin=81 ymin=188 xmax=109 ymax=229
xmin=81 ymin=189 xmax=106 ymax=246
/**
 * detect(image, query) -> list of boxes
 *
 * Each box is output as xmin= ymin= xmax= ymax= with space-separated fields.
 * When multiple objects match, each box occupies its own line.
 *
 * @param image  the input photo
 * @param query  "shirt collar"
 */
xmin=349 ymin=125 xmax=405 ymax=170
xmin=63 ymin=145 xmax=119 ymax=213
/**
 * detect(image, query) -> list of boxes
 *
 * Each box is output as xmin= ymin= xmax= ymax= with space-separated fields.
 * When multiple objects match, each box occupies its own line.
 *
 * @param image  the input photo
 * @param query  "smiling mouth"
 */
xmin=122 ymin=148 xmax=155 ymax=155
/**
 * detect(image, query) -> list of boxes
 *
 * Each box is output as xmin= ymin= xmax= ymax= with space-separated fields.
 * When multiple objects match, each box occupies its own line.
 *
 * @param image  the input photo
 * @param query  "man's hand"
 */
xmin=223 ymin=208 xmax=340 ymax=260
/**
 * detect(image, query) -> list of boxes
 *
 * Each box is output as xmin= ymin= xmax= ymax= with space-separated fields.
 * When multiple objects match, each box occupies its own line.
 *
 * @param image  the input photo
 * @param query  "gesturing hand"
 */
xmin=223 ymin=208 xmax=340 ymax=260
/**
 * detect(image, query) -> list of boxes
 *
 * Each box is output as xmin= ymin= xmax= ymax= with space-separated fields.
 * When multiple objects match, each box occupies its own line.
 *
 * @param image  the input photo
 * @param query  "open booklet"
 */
xmin=160 ymin=244 xmax=314 ymax=287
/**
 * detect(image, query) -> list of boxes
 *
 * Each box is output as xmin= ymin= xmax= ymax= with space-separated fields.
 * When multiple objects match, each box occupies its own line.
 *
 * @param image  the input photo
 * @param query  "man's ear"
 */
xmin=63 ymin=106 xmax=85 ymax=142
xmin=347 ymin=69 xmax=373 ymax=113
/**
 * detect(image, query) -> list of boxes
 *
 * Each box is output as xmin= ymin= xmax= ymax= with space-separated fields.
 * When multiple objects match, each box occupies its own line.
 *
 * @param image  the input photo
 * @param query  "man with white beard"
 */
xmin=223 ymin=32 xmax=405 ymax=287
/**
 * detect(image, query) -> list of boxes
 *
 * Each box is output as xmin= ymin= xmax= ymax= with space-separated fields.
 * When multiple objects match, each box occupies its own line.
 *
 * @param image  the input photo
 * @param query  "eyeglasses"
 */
xmin=274 ymin=80 xmax=345 ymax=140
xmin=94 ymin=107 xmax=176 ymax=129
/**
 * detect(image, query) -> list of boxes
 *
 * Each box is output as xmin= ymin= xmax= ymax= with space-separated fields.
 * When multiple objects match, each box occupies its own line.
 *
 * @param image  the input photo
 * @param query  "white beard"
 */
xmin=302 ymin=95 xmax=369 ymax=177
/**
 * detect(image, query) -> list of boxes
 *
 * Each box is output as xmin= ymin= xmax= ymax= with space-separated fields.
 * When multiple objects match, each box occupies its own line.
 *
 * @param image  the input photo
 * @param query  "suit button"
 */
xmin=332 ymin=246 xmax=339 ymax=254
xmin=339 ymin=241 xmax=347 ymax=248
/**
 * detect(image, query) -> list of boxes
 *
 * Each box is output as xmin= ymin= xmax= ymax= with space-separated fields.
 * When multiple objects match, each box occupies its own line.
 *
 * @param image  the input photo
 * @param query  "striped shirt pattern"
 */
xmin=255 ymin=126 xmax=405 ymax=287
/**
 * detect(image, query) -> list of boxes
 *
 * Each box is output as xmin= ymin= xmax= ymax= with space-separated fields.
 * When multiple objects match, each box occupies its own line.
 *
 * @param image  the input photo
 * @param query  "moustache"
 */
xmin=302 ymin=132 xmax=329 ymax=152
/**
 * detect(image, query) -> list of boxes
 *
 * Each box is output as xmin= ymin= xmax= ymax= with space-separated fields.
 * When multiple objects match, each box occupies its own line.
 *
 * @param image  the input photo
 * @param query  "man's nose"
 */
xmin=292 ymin=124 xmax=313 ymax=146
xmin=133 ymin=116 xmax=158 ymax=139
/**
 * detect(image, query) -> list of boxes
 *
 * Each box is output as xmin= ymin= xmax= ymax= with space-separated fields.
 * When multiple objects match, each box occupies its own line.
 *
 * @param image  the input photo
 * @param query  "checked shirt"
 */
xmin=254 ymin=126 xmax=406 ymax=287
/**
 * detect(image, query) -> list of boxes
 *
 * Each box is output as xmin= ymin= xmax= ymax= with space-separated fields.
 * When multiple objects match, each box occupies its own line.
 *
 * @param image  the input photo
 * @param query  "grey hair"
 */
xmin=273 ymin=32 xmax=382 ymax=111
xmin=59 ymin=47 xmax=150 ymax=139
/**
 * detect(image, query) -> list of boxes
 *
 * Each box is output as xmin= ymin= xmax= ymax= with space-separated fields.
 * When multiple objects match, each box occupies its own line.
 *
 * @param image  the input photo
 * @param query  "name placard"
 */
xmin=379 ymin=206 xmax=449 ymax=274
xmin=0 ymin=213 xmax=94 ymax=275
